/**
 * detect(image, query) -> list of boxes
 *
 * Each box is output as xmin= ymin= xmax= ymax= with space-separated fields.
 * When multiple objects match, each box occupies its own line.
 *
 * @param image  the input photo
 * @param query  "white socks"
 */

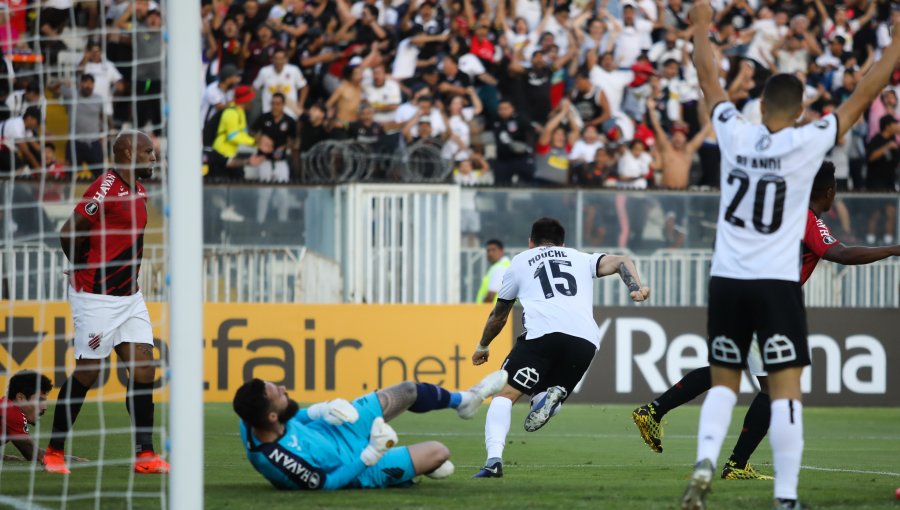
xmin=770 ymin=399 xmax=804 ymax=500
xmin=485 ymin=396 xmax=512 ymax=461
xmin=696 ymin=385 xmax=737 ymax=467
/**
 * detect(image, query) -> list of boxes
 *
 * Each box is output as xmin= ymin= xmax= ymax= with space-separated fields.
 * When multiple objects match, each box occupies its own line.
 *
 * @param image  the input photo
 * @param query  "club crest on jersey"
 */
xmin=84 ymin=201 xmax=99 ymax=215
xmin=823 ymin=235 xmax=836 ymax=244
xmin=814 ymin=120 xmax=829 ymax=129
xmin=513 ymin=367 xmax=540 ymax=389
xmin=87 ymin=333 xmax=102 ymax=350
xmin=755 ymin=134 xmax=772 ymax=152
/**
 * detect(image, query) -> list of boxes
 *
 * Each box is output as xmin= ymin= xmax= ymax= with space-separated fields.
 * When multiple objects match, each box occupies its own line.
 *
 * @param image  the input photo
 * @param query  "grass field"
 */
xmin=0 ymin=402 xmax=897 ymax=509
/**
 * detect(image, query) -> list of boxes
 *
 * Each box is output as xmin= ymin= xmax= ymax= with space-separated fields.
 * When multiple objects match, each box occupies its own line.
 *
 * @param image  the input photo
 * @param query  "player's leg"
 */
xmin=524 ymin=333 xmax=596 ymax=432
xmin=722 ymin=339 xmax=773 ymax=480
xmin=473 ymin=384 xmax=521 ymax=478
xmin=682 ymin=276 xmax=752 ymax=509
xmin=114 ymin=312 xmax=168 ymax=474
xmin=757 ymin=279 xmax=810 ymax=509
xmin=356 ymin=442 xmax=452 ymax=489
xmin=474 ymin=335 xmax=549 ymax=478
xmin=45 ymin=291 xmax=111 ymax=474
xmin=376 ymin=369 xmax=507 ymax=422
xmin=634 ymin=366 xmax=712 ymax=453
xmin=44 ymin=359 xmax=101 ymax=474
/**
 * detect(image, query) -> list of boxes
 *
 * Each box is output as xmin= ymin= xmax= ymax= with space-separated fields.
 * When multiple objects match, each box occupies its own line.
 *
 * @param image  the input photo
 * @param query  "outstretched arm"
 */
xmin=824 ymin=243 xmax=900 ymax=265
xmin=836 ymin=21 xmax=900 ymax=140
xmin=689 ymin=1 xmax=728 ymax=113
xmin=597 ymin=254 xmax=650 ymax=301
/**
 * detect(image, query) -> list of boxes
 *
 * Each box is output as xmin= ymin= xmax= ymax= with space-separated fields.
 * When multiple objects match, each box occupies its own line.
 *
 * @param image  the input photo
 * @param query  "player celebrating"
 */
xmin=683 ymin=2 xmax=900 ymax=509
xmin=635 ymin=162 xmax=900 ymax=480
xmin=470 ymin=217 xmax=650 ymax=478
xmin=43 ymin=131 xmax=169 ymax=475
xmin=2 ymin=371 xmax=51 ymax=461
xmin=233 ymin=371 xmax=508 ymax=490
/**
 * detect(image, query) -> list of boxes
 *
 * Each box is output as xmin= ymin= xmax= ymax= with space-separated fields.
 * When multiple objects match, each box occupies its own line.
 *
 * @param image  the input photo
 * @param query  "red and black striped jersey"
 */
xmin=801 ymin=209 xmax=839 ymax=286
xmin=72 ymin=171 xmax=148 ymax=296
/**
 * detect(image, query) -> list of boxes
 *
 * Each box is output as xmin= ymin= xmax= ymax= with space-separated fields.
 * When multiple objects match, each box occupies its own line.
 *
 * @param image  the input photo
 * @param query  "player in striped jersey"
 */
xmin=43 ymin=131 xmax=168 ymax=475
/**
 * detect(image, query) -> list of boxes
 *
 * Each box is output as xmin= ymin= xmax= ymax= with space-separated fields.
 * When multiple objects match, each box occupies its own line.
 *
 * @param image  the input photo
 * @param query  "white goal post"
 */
xmin=166 ymin=1 xmax=204 ymax=508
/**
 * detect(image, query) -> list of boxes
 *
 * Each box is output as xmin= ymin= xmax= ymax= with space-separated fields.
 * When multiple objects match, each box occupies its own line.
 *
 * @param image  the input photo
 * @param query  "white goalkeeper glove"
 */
xmin=306 ymin=399 xmax=359 ymax=426
xmin=360 ymin=417 xmax=398 ymax=466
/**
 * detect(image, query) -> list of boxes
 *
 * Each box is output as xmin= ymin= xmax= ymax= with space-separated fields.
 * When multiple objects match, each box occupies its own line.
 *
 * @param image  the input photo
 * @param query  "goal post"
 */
xmin=165 ymin=0 xmax=204 ymax=508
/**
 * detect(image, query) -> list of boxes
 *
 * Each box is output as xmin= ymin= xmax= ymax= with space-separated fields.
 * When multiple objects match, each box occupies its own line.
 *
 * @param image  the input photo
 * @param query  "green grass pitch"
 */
xmin=0 ymin=402 xmax=897 ymax=509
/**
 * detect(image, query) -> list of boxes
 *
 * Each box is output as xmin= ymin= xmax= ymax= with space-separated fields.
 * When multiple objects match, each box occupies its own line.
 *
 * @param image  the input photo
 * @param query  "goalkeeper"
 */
xmin=232 ymin=370 xmax=507 ymax=490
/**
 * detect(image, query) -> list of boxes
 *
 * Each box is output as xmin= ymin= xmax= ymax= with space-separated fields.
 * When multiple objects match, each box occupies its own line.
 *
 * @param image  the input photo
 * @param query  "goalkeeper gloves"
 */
xmin=360 ymin=417 xmax=398 ymax=466
xmin=306 ymin=399 xmax=359 ymax=425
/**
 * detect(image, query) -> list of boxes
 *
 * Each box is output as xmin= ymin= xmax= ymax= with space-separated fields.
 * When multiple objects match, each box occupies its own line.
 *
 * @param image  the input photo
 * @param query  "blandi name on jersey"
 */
xmin=527 ymin=249 xmax=568 ymax=266
xmin=735 ymin=155 xmax=781 ymax=170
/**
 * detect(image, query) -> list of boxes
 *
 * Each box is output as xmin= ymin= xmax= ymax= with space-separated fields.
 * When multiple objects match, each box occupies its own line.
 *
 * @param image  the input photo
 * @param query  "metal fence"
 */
xmin=1 ymin=244 xmax=304 ymax=303
xmin=461 ymin=248 xmax=900 ymax=308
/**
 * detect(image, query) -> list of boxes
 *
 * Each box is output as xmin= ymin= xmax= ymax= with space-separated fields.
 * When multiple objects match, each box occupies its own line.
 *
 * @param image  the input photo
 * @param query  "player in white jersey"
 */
xmin=683 ymin=3 xmax=900 ymax=510
xmin=469 ymin=217 xmax=650 ymax=478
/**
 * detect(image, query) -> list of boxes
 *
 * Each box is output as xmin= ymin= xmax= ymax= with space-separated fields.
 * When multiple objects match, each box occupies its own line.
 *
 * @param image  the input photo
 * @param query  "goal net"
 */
xmin=0 ymin=0 xmax=201 ymax=508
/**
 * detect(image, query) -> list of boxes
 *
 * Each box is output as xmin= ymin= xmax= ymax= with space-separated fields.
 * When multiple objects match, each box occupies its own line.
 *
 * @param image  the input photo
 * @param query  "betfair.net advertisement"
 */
xmin=0 ymin=302 xmax=508 ymax=402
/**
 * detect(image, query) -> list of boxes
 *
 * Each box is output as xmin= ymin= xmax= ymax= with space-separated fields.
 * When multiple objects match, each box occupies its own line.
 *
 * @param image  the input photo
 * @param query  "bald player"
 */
xmin=44 ymin=131 xmax=169 ymax=475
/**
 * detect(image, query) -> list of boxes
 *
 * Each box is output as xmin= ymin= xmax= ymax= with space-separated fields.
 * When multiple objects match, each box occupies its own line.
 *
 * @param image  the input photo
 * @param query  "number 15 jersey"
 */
xmin=710 ymin=102 xmax=838 ymax=282
xmin=497 ymin=246 xmax=605 ymax=346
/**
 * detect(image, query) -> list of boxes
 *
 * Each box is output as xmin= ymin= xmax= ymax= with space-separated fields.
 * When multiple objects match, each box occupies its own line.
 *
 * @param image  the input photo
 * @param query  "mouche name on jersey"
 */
xmin=527 ymin=249 xmax=568 ymax=266
xmin=735 ymin=154 xmax=781 ymax=171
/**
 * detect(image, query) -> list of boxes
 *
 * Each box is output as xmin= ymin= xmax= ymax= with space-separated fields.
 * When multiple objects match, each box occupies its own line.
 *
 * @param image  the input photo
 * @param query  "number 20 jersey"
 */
xmin=497 ymin=246 xmax=605 ymax=346
xmin=710 ymin=102 xmax=838 ymax=282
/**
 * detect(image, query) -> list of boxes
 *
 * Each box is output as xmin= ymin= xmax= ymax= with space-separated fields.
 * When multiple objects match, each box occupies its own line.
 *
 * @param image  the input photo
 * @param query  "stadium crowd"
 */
xmin=0 ymin=0 xmax=895 ymax=192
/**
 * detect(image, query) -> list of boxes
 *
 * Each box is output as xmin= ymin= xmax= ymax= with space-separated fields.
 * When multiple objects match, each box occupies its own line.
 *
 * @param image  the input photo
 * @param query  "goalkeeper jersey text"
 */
xmin=710 ymin=102 xmax=838 ymax=282
xmin=240 ymin=414 xmax=366 ymax=491
xmin=497 ymin=246 xmax=605 ymax=346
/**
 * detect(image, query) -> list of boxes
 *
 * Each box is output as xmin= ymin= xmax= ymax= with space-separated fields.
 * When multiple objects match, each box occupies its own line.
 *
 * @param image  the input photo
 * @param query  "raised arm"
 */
xmin=596 ymin=254 xmax=650 ymax=302
xmin=538 ymin=104 xmax=569 ymax=145
xmin=689 ymin=1 xmax=728 ymax=113
xmin=836 ymin=22 xmax=900 ymax=139
xmin=645 ymin=97 xmax=670 ymax=150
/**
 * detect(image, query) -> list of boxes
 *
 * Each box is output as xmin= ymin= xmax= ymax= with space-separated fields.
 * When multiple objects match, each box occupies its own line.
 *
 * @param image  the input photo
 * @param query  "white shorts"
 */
xmin=69 ymin=287 xmax=154 ymax=360
xmin=747 ymin=334 xmax=767 ymax=377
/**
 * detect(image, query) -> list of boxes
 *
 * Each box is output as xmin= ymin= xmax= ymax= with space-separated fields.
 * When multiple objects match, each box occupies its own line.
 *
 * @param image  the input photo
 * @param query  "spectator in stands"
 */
xmin=79 ymin=41 xmax=125 ymax=125
xmin=615 ymin=4 xmax=653 ymax=67
xmin=326 ymin=65 xmax=364 ymax=136
xmin=253 ymin=48 xmax=308 ymax=115
xmin=201 ymin=64 xmax=241 ymax=127
xmin=135 ymin=7 xmax=164 ymax=135
xmin=591 ymin=52 xmax=633 ymax=117
xmin=616 ymin=138 xmax=656 ymax=190
xmin=243 ymin=23 xmax=281 ymax=85
xmin=349 ymin=105 xmax=386 ymax=147
xmin=570 ymin=70 xmax=611 ymax=129
xmin=0 ymin=4 xmax=21 ymax=53
xmin=250 ymin=92 xmax=296 ymax=183
xmin=569 ymin=125 xmax=605 ymax=176
xmin=58 ymin=74 xmax=108 ymax=178
xmin=865 ymin=115 xmax=899 ymax=245
xmin=646 ymin=97 xmax=708 ymax=190
xmin=209 ymin=85 xmax=261 ymax=182
xmin=442 ymin=88 xmax=482 ymax=162
xmin=364 ymin=63 xmax=403 ymax=149
xmin=533 ymin=99 xmax=579 ymax=186
xmin=490 ymin=99 xmax=532 ymax=185
xmin=0 ymin=106 xmax=40 ymax=175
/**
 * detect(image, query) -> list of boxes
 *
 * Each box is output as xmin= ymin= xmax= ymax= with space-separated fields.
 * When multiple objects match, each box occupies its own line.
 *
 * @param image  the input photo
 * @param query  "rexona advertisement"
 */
xmin=523 ymin=307 xmax=896 ymax=406
xmin=0 ymin=303 xmax=894 ymax=405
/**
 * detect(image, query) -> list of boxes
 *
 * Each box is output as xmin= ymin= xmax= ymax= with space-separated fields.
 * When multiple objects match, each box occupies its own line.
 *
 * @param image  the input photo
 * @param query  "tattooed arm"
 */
xmin=596 ymin=255 xmax=651 ymax=302
xmin=472 ymin=299 xmax=515 ymax=365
